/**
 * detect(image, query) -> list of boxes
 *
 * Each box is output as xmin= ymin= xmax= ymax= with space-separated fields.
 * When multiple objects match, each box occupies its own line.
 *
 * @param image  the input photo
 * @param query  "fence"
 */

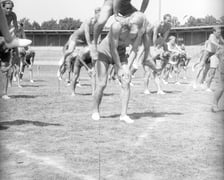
xmin=25 ymin=25 xmax=224 ymax=46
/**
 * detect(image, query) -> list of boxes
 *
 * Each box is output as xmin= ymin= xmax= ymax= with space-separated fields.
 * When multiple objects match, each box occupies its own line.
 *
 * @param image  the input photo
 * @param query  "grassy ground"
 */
xmin=0 ymin=46 xmax=223 ymax=180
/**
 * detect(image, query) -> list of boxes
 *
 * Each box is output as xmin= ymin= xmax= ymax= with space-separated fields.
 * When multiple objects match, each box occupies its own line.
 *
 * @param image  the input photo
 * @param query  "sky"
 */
xmin=13 ymin=0 xmax=224 ymax=25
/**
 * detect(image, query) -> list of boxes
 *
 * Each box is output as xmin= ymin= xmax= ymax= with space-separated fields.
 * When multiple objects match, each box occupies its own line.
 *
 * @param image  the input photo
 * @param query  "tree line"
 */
xmin=19 ymin=15 xmax=224 ymax=30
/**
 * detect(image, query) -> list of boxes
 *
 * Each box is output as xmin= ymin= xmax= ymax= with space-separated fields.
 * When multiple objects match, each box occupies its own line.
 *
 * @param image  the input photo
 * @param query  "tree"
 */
xmin=32 ymin=21 xmax=41 ymax=30
xmin=184 ymin=15 xmax=220 ymax=26
xmin=19 ymin=18 xmax=33 ymax=30
xmin=58 ymin=17 xmax=82 ymax=30
xmin=204 ymin=15 xmax=219 ymax=25
xmin=171 ymin=16 xmax=180 ymax=27
xmin=220 ymin=16 xmax=224 ymax=25
xmin=41 ymin=19 xmax=59 ymax=30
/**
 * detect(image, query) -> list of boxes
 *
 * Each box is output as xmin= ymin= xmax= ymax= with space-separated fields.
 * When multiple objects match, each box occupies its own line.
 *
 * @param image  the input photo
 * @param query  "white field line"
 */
xmin=5 ymin=144 xmax=97 ymax=180
xmin=134 ymin=117 xmax=168 ymax=147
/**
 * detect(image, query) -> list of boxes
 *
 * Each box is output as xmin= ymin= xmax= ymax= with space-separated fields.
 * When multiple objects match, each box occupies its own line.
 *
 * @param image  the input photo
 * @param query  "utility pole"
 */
xmin=159 ymin=0 xmax=162 ymax=21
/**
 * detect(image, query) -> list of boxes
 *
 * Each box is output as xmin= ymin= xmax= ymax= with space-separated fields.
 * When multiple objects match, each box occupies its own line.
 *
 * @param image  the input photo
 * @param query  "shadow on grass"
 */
xmin=149 ymin=90 xmax=182 ymax=94
xmin=0 ymin=119 xmax=62 ymax=130
xmin=102 ymin=111 xmax=183 ymax=120
xmin=32 ymin=80 xmax=46 ymax=82
xmin=21 ymin=84 xmax=45 ymax=88
xmin=77 ymin=93 xmax=115 ymax=96
xmin=10 ymin=95 xmax=40 ymax=99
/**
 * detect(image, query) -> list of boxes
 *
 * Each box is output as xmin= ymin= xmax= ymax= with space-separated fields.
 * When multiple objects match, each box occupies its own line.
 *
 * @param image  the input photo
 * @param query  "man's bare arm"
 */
xmin=153 ymin=25 xmax=159 ymax=47
xmin=110 ymin=22 xmax=122 ymax=68
xmin=163 ymin=29 xmax=170 ymax=42
xmin=128 ymin=33 xmax=143 ymax=69
xmin=84 ymin=19 xmax=92 ymax=46
xmin=12 ymin=12 xmax=18 ymax=32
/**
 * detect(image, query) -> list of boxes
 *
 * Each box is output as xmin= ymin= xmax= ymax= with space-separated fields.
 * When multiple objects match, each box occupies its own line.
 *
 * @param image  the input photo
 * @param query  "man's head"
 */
xmin=168 ymin=35 xmax=176 ymax=44
xmin=128 ymin=12 xmax=147 ymax=37
xmin=163 ymin=14 xmax=172 ymax=24
xmin=213 ymin=26 xmax=222 ymax=38
xmin=2 ymin=0 xmax=14 ymax=15
xmin=94 ymin=7 xmax=101 ymax=19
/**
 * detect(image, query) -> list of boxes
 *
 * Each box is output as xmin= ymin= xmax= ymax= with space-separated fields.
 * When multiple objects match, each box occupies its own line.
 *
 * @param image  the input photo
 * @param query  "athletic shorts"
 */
xmin=25 ymin=50 xmax=35 ymax=65
xmin=117 ymin=0 xmax=137 ymax=16
xmin=98 ymin=38 xmax=128 ymax=65
xmin=210 ymin=55 xmax=219 ymax=68
xmin=103 ymin=0 xmax=137 ymax=16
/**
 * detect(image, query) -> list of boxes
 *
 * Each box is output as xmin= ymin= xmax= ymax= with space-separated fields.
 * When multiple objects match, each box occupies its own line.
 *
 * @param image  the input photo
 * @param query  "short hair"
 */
xmin=1 ymin=0 xmax=14 ymax=8
xmin=168 ymin=35 xmax=176 ymax=41
xmin=212 ymin=26 xmax=221 ymax=32
xmin=19 ymin=22 xmax=24 ymax=27
xmin=94 ymin=7 xmax=101 ymax=14
xmin=163 ymin=14 xmax=171 ymax=20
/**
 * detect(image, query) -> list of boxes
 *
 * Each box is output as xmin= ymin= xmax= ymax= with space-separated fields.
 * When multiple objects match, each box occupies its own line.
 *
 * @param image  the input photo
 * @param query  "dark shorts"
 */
xmin=98 ymin=45 xmax=128 ymax=65
xmin=25 ymin=50 xmax=35 ymax=65
xmin=75 ymin=51 xmax=92 ymax=68
xmin=118 ymin=1 xmax=137 ymax=16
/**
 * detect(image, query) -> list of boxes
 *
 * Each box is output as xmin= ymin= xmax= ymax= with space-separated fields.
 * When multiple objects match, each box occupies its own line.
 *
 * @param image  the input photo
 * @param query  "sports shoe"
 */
xmin=92 ymin=112 xmax=100 ymax=121
xmin=30 ymin=80 xmax=34 ymax=83
xmin=157 ymin=90 xmax=165 ymax=95
xmin=144 ymin=89 xmax=151 ymax=95
xmin=175 ymin=81 xmax=181 ymax=85
xmin=130 ymin=82 xmax=134 ymax=87
xmin=120 ymin=115 xmax=134 ymax=124
xmin=162 ymin=79 xmax=168 ymax=85
xmin=5 ymin=38 xmax=32 ymax=48
xmin=76 ymin=82 xmax=82 ymax=87
xmin=2 ymin=95 xmax=10 ymax=100
xmin=206 ymin=88 xmax=212 ymax=92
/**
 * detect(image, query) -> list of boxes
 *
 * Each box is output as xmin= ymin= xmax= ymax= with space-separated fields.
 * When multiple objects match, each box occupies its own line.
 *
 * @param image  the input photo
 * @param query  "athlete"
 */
xmin=92 ymin=12 xmax=151 ymax=123
xmin=70 ymin=47 xmax=95 ymax=96
xmin=194 ymin=27 xmax=224 ymax=88
xmin=57 ymin=7 xmax=101 ymax=81
xmin=211 ymin=48 xmax=224 ymax=112
xmin=91 ymin=0 xmax=150 ymax=60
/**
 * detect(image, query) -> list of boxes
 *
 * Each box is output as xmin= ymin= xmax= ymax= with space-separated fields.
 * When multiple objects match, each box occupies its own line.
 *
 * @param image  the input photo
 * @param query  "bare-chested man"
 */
xmin=92 ymin=12 xmax=155 ymax=123
xmin=57 ymin=7 xmax=101 ymax=81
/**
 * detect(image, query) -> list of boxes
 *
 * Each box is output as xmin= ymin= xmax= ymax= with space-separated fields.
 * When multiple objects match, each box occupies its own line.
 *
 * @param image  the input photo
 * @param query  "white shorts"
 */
xmin=210 ymin=55 xmax=219 ymax=68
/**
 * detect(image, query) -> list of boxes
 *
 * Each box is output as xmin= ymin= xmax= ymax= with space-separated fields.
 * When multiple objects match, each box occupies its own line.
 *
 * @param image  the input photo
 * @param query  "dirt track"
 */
xmin=0 ymin=47 xmax=224 ymax=180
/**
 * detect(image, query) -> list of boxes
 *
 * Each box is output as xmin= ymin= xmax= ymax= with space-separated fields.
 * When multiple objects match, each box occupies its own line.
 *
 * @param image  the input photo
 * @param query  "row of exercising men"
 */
xmin=58 ymin=0 xmax=172 ymax=124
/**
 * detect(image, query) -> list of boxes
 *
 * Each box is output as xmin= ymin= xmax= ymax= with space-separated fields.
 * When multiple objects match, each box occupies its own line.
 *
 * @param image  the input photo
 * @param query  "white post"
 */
xmin=159 ymin=0 xmax=162 ymax=21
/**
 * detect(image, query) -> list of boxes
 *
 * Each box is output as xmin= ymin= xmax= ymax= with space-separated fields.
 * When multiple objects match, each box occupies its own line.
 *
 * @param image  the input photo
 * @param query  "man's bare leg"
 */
xmin=211 ymin=88 xmax=224 ymax=112
xmin=119 ymin=65 xmax=134 ymax=123
xmin=143 ymin=65 xmax=151 ymax=94
xmin=2 ymin=71 xmax=10 ymax=99
xmin=91 ymin=5 xmax=112 ymax=60
xmin=92 ymin=60 xmax=109 ymax=120
xmin=71 ymin=65 xmax=81 ymax=96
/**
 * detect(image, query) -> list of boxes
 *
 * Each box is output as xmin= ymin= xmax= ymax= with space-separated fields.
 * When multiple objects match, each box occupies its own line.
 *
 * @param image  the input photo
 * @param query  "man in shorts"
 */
xmin=71 ymin=47 xmax=95 ymax=96
xmin=0 ymin=37 xmax=13 ymax=99
xmin=92 ymin=12 xmax=151 ymax=123
xmin=130 ymin=14 xmax=172 ymax=83
xmin=57 ymin=7 xmax=101 ymax=81
xmin=91 ymin=0 xmax=150 ymax=60
xmin=211 ymin=48 xmax=224 ymax=112
xmin=194 ymin=27 xmax=224 ymax=88
xmin=19 ymin=46 xmax=35 ymax=83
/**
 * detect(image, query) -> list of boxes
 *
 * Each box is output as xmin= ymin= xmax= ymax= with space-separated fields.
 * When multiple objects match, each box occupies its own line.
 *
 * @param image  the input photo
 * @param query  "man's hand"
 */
xmin=117 ymin=65 xmax=131 ymax=83
xmin=87 ymin=68 xmax=96 ymax=77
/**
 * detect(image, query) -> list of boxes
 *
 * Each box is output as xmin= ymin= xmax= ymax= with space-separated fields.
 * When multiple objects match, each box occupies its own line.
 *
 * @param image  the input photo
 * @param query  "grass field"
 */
xmin=0 ymin=46 xmax=223 ymax=180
